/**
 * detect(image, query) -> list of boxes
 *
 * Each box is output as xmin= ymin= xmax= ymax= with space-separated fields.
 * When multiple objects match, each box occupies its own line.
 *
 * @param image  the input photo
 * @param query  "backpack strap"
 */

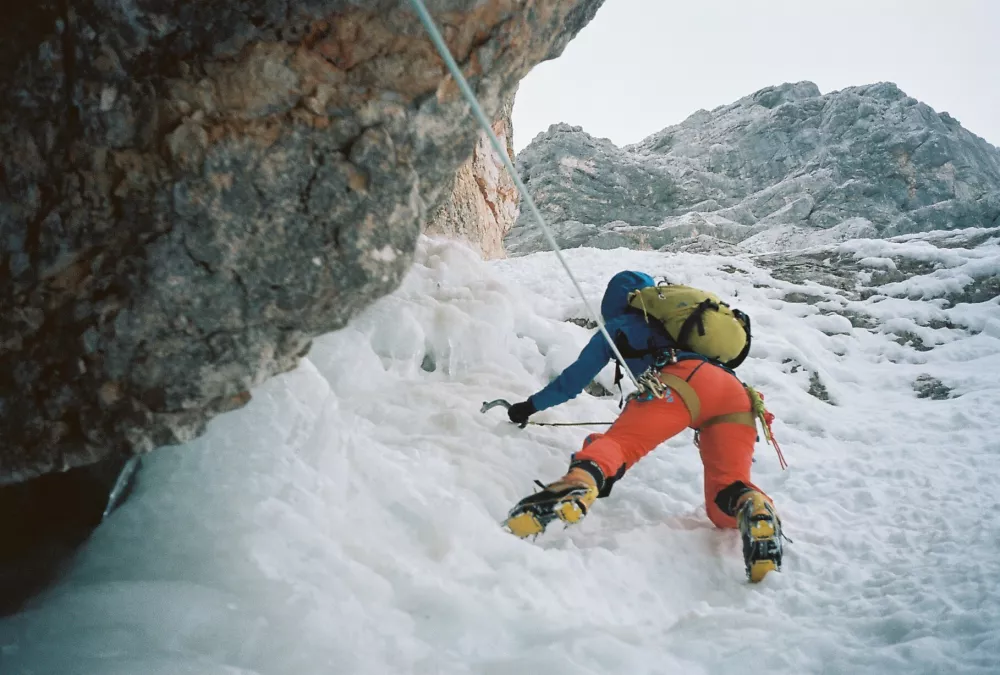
xmin=675 ymin=299 xmax=721 ymax=346
xmin=723 ymin=310 xmax=752 ymax=370
xmin=613 ymin=361 xmax=625 ymax=409
xmin=614 ymin=329 xmax=670 ymax=360
xmin=612 ymin=331 xmax=635 ymax=408
xmin=676 ymin=301 xmax=752 ymax=370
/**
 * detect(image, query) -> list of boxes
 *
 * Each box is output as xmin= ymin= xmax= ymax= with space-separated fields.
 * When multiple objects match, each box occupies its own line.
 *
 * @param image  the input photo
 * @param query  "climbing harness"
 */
xmin=629 ymin=368 xmax=672 ymax=403
xmin=480 ymin=399 xmax=612 ymax=429
xmin=408 ymin=0 xmax=640 ymax=392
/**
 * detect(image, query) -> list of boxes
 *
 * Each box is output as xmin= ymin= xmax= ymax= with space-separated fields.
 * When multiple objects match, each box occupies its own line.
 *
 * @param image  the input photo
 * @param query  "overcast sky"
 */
xmin=512 ymin=0 xmax=999 ymax=153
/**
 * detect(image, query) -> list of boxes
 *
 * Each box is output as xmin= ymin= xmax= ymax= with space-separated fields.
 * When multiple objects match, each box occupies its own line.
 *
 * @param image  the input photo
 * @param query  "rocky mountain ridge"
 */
xmin=506 ymin=81 xmax=1000 ymax=255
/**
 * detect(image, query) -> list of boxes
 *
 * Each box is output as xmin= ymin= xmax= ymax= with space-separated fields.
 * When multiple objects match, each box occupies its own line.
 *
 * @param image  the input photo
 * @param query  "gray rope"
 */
xmin=406 ymin=0 xmax=640 ymax=389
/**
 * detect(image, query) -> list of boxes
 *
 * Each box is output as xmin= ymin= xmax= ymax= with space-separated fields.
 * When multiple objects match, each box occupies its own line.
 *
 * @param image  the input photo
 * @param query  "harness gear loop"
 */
xmin=676 ymin=298 xmax=720 ymax=345
xmin=746 ymin=386 xmax=788 ymax=469
xmin=613 ymin=340 xmax=680 ymax=409
xmin=628 ymin=367 xmax=672 ymax=403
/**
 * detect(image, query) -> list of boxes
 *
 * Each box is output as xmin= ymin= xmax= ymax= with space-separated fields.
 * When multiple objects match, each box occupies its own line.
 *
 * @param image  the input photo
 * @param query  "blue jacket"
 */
xmin=530 ymin=271 xmax=675 ymax=412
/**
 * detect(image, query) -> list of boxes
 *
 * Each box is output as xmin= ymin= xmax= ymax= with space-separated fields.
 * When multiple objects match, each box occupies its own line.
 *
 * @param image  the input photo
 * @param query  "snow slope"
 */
xmin=2 ymin=235 xmax=999 ymax=674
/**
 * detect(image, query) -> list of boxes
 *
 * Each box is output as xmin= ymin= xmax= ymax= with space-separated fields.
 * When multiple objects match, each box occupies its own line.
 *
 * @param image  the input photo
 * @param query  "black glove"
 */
xmin=507 ymin=399 xmax=537 ymax=426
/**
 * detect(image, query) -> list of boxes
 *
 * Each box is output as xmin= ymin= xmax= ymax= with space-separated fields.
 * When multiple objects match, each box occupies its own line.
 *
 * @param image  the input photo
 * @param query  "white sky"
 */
xmin=512 ymin=0 xmax=999 ymax=153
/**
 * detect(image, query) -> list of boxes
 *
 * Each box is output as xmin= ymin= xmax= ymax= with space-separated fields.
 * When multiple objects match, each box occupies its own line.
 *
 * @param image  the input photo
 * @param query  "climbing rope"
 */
xmin=408 ymin=0 xmax=640 ymax=391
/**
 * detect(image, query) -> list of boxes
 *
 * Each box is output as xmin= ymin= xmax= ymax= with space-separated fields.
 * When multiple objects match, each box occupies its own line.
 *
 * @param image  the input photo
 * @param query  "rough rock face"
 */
xmin=506 ymin=82 xmax=1000 ymax=254
xmin=425 ymin=90 xmax=519 ymax=258
xmin=0 ymin=0 xmax=604 ymax=485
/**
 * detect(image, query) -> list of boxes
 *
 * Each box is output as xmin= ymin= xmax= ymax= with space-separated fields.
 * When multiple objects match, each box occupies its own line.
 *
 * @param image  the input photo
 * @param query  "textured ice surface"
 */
xmin=2 ymin=236 xmax=998 ymax=674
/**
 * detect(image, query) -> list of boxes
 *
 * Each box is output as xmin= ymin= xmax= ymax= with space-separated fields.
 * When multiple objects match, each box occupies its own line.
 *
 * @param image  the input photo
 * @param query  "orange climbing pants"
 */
xmin=574 ymin=359 xmax=768 ymax=529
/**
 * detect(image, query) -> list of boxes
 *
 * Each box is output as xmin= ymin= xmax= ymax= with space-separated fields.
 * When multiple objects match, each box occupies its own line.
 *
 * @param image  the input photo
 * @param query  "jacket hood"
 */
xmin=600 ymin=271 xmax=655 ymax=323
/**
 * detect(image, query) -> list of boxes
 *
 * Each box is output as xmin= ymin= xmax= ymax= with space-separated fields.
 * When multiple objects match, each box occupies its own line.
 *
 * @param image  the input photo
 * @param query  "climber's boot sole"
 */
xmin=504 ymin=484 xmax=596 ymax=538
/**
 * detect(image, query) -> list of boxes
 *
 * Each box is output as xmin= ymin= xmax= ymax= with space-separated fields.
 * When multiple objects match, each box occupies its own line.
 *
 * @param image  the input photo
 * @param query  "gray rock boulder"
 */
xmin=506 ymin=82 xmax=1000 ymax=255
xmin=0 ymin=0 xmax=605 ymax=485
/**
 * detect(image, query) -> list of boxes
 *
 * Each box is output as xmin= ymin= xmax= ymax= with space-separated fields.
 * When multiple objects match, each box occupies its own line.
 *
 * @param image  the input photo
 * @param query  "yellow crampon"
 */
xmin=504 ymin=473 xmax=599 ymax=538
xmin=736 ymin=490 xmax=783 ymax=583
xmin=504 ymin=497 xmax=590 ymax=538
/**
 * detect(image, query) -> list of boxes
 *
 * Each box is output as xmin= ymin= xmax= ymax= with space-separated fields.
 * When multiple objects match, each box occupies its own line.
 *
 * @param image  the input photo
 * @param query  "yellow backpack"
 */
xmin=627 ymin=284 xmax=751 ymax=368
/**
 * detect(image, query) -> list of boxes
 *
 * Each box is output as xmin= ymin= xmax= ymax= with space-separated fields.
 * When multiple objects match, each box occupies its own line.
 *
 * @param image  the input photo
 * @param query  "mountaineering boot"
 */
xmin=735 ymin=490 xmax=783 ymax=582
xmin=504 ymin=463 xmax=603 ymax=538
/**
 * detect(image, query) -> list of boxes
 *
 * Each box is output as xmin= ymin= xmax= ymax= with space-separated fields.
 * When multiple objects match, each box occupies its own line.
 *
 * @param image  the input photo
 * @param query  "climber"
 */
xmin=504 ymin=271 xmax=783 ymax=582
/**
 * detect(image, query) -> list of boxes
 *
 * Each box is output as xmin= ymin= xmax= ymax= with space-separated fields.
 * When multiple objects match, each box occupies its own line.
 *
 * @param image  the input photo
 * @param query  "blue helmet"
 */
xmin=600 ymin=271 xmax=655 ymax=323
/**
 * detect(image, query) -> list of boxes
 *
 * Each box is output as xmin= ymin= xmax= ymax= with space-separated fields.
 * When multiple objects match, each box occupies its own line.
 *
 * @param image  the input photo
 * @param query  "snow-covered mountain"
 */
xmin=506 ymin=82 xmax=1000 ymax=255
xmin=2 ymin=232 xmax=998 ymax=674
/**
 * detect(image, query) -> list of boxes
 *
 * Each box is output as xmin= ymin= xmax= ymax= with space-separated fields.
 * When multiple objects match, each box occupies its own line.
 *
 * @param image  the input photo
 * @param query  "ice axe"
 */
xmin=480 ymin=399 xmax=612 ymax=428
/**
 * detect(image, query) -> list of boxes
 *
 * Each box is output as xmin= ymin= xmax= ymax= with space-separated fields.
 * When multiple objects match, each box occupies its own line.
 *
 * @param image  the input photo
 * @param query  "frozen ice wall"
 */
xmin=1 ymin=235 xmax=999 ymax=674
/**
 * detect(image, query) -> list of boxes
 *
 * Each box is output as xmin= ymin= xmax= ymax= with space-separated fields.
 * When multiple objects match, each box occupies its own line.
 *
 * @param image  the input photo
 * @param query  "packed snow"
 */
xmin=2 ymin=234 xmax=999 ymax=674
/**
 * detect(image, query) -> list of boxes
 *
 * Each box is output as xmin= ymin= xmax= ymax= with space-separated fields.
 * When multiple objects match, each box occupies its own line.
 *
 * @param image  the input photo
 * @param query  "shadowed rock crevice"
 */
xmin=0 ymin=455 xmax=138 ymax=616
xmin=425 ymin=88 xmax=520 ymax=258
